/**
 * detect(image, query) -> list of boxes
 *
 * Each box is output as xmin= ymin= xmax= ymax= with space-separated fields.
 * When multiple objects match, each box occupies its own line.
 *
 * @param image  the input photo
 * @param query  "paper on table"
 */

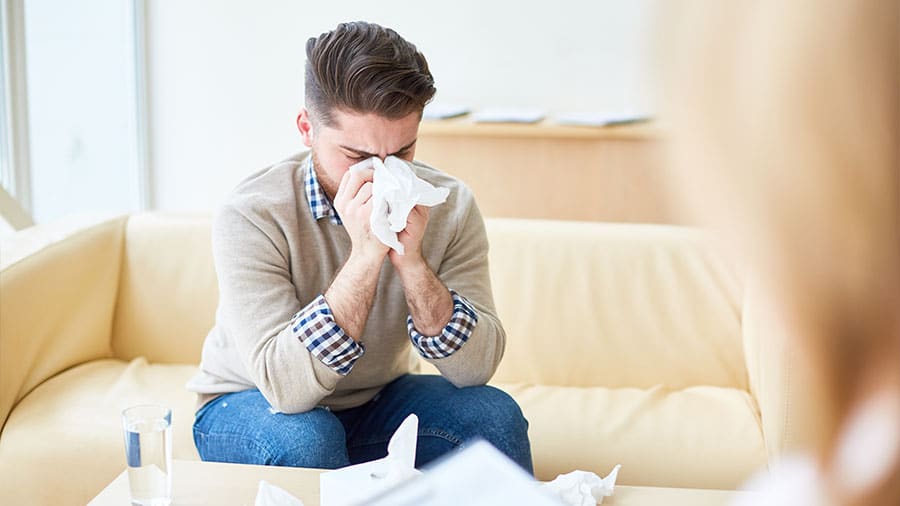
xmin=320 ymin=413 xmax=423 ymax=506
xmin=349 ymin=156 xmax=449 ymax=254
xmin=254 ymin=480 xmax=305 ymax=506
xmin=366 ymin=439 xmax=561 ymax=506
xmin=539 ymin=465 xmax=621 ymax=506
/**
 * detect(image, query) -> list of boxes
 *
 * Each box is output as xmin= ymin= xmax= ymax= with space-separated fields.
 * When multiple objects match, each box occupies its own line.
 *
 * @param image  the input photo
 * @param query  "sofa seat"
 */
xmin=0 ymin=358 xmax=200 ymax=505
xmin=497 ymin=382 xmax=766 ymax=486
xmin=1 ymin=356 xmax=766 ymax=505
xmin=1 ymin=356 xmax=767 ymax=505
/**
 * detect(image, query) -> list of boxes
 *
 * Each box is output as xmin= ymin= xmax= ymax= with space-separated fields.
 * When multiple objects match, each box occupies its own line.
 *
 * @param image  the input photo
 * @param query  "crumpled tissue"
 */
xmin=254 ymin=480 xmax=305 ymax=506
xmin=540 ymin=465 xmax=622 ymax=506
xmin=349 ymin=156 xmax=449 ymax=254
xmin=319 ymin=413 xmax=422 ymax=506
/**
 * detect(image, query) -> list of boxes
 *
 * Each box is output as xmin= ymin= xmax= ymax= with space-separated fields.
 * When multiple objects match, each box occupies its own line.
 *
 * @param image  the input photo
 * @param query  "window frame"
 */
xmin=0 ymin=0 xmax=33 ymax=214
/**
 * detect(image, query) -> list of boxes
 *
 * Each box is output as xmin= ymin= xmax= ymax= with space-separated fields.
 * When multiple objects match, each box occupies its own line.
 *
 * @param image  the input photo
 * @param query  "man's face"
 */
xmin=297 ymin=108 xmax=420 ymax=200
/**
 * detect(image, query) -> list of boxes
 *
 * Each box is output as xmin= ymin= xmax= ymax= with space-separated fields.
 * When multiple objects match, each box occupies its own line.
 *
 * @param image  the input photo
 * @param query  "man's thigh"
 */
xmin=193 ymin=389 xmax=351 ymax=469
xmin=344 ymin=374 xmax=532 ymax=471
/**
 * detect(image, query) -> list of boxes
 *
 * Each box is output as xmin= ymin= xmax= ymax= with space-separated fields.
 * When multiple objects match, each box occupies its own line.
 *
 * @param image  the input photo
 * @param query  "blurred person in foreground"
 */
xmin=662 ymin=1 xmax=899 ymax=505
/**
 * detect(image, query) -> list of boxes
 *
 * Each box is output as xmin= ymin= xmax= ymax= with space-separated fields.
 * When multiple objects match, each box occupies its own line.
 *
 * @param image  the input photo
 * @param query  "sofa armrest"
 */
xmin=0 ymin=215 xmax=127 ymax=429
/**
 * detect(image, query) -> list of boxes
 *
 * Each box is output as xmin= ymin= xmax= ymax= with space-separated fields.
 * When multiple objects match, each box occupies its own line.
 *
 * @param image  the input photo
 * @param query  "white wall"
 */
xmin=147 ymin=0 xmax=659 ymax=211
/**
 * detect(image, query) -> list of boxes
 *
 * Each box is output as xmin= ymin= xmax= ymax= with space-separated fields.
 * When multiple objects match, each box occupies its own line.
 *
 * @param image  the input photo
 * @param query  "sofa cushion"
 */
xmin=112 ymin=213 xmax=218 ymax=364
xmin=0 ymin=358 xmax=199 ymax=506
xmin=0 ymin=356 xmax=765 ymax=504
xmin=486 ymin=219 xmax=747 ymax=391
xmin=498 ymin=382 xmax=767 ymax=488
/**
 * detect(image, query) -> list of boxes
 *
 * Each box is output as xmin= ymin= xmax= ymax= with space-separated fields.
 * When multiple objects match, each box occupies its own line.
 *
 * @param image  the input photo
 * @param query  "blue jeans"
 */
xmin=193 ymin=374 xmax=533 ymax=474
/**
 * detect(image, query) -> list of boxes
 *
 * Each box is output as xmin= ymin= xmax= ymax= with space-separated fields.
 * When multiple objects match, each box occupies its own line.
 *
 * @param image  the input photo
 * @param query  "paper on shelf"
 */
xmin=423 ymin=103 xmax=470 ymax=120
xmin=554 ymin=111 xmax=651 ymax=127
xmin=471 ymin=107 xmax=546 ymax=123
xmin=349 ymin=156 xmax=449 ymax=254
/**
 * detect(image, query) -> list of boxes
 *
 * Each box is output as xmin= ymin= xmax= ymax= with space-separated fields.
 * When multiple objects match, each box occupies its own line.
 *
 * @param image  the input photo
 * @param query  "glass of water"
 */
xmin=122 ymin=405 xmax=173 ymax=506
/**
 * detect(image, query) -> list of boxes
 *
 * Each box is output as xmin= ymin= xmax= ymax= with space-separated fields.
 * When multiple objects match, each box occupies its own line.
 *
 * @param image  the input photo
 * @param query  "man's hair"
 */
xmin=305 ymin=21 xmax=436 ymax=126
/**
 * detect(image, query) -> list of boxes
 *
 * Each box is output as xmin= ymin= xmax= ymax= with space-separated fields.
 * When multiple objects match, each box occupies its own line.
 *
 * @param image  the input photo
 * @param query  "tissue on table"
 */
xmin=366 ymin=439 xmax=562 ymax=506
xmin=349 ymin=156 xmax=450 ymax=254
xmin=254 ymin=480 xmax=305 ymax=506
xmin=320 ymin=413 xmax=422 ymax=506
xmin=540 ymin=465 xmax=621 ymax=506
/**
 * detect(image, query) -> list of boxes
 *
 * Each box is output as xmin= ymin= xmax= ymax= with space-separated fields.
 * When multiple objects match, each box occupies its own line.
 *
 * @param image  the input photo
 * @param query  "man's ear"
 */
xmin=297 ymin=108 xmax=314 ymax=148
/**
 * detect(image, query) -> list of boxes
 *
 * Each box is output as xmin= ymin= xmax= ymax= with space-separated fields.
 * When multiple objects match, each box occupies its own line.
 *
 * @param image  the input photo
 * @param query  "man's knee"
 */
xmin=268 ymin=410 xmax=349 ymax=468
xmin=444 ymin=385 xmax=533 ymax=472
xmin=195 ymin=403 xmax=350 ymax=469
xmin=463 ymin=385 xmax=529 ymax=434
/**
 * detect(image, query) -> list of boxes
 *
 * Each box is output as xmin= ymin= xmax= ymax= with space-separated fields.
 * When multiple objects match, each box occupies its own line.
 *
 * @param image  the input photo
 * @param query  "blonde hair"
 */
xmin=661 ymin=1 xmax=899 ymax=504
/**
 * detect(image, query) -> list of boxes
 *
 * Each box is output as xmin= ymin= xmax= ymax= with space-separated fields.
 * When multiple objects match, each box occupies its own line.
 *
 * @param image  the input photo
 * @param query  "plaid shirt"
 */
xmin=291 ymin=158 xmax=479 ymax=376
xmin=305 ymin=157 xmax=343 ymax=226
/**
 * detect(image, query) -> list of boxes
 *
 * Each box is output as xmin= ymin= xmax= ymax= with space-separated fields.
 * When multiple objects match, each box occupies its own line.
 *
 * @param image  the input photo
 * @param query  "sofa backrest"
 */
xmin=111 ymin=213 xmax=218 ymax=364
xmin=0 ymin=216 xmax=127 ymax=429
xmin=486 ymin=219 xmax=748 ymax=391
xmin=110 ymin=213 xmax=748 ymax=393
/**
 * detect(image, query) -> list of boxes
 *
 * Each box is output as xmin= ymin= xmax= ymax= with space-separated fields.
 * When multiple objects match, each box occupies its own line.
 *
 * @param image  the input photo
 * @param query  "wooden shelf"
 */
xmin=419 ymin=117 xmax=661 ymax=141
xmin=416 ymin=117 xmax=673 ymax=223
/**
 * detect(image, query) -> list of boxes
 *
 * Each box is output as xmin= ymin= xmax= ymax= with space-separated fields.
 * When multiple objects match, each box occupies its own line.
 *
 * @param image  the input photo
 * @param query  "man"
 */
xmin=186 ymin=21 xmax=533 ymax=473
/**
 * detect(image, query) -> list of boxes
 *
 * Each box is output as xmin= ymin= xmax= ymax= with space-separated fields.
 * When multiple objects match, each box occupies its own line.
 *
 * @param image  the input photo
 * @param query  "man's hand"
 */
xmin=333 ymin=168 xmax=389 ymax=265
xmin=389 ymin=204 xmax=430 ymax=272
xmin=324 ymin=168 xmax=388 ymax=341
xmin=389 ymin=205 xmax=453 ymax=336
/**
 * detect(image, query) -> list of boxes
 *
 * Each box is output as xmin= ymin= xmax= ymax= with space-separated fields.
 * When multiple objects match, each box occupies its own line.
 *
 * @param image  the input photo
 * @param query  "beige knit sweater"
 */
xmin=186 ymin=152 xmax=505 ymax=413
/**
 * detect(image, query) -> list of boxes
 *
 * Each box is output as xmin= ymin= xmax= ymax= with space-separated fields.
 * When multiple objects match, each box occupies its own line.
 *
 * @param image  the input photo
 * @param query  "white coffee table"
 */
xmin=88 ymin=459 xmax=751 ymax=505
xmin=88 ymin=460 xmax=323 ymax=506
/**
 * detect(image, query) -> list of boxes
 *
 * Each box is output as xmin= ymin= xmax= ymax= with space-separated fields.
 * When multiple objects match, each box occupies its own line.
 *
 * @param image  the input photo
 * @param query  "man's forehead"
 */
xmin=322 ymin=110 xmax=420 ymax=156
xmin=338 ymin=137 xmax=418 ymax=158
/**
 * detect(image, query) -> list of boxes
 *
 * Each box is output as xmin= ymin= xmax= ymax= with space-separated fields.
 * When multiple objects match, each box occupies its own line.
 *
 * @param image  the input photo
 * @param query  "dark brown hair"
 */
xmin=305 ymin=21 xmax=436 ymax=126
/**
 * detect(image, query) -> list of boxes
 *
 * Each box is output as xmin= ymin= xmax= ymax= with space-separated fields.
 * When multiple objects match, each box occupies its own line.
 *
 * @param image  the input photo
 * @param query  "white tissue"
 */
xmin=365 ymin=440 xmax=561 ymax=506
xmin=349 ymin=156 xmax=449 ymax=254
xmin=319 ymin=413 xmax=423 ymax=506
xmin=254 ymin=480 xmax=305 ymax=506
xmin=540 ymin=465 xmax=621 ymax=506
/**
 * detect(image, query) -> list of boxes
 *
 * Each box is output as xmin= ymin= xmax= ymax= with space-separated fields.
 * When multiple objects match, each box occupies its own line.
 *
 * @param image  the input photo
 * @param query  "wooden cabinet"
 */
xmin=416 ymin=118 xmax=675 ymax=223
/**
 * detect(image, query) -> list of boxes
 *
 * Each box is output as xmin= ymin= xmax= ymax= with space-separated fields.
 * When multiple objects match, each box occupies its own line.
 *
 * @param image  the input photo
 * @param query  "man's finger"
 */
xmin=410 ymin=205 xmax=430 ymax=221
xmin=334 ymin=169 xmax=354 ymax=206
xmin=355 ymin=181 xmax=374 ymax=205
xmin=340 ymin=168 xmax=374 ymax=202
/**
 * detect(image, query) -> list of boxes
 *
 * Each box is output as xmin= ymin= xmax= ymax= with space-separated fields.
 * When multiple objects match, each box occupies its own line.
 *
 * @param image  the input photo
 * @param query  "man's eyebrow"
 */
xmin=339 ymin=139 xmax=417 ymax=158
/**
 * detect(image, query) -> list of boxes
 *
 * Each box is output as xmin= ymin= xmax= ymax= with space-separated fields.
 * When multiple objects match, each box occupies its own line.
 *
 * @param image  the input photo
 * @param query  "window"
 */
xmin=1 ymin=0 xmax=148 ymax=227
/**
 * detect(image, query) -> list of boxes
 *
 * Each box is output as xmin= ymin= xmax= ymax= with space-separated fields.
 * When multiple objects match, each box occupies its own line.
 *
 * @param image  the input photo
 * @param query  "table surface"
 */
xmin=88 ymin=459 xmax=750 ymax=506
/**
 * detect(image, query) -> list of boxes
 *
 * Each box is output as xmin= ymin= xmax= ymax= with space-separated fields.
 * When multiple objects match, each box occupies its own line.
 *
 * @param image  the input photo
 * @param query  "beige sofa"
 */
xmin=0 ymin=213 xmax=799 ymax=505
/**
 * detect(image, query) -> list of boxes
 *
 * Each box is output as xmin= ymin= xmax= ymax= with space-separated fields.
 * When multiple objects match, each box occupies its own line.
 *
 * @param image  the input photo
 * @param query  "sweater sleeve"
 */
xmin=211 ymin=201 xmax=348 ymax=414
xmin=420 ymin=191 xmax=506 ymax=387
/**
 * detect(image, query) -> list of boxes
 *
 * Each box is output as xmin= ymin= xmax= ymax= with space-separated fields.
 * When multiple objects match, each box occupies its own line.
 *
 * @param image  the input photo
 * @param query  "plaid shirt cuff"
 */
xmin=408 ymin=290 xmax=479 ymax=359
xmin=290 ymin=295 xmax=364 ymax=376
